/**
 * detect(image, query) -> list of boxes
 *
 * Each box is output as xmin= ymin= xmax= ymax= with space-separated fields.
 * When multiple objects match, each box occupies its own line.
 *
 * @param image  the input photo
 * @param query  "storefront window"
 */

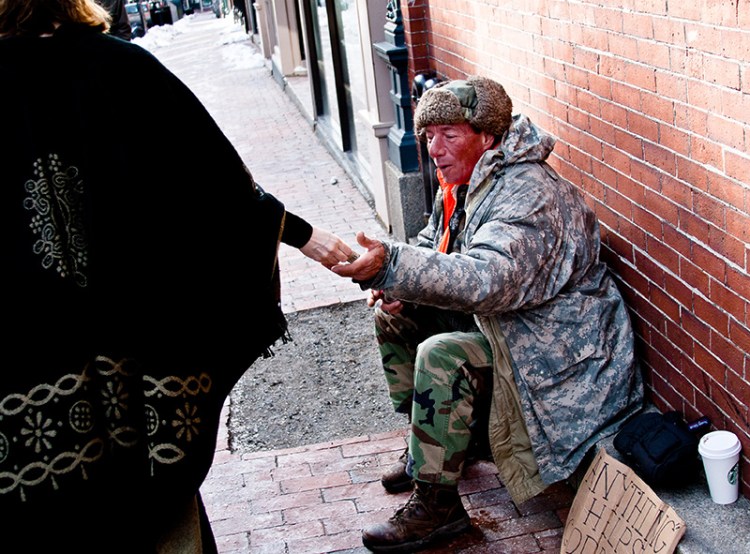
xmin=310 ymin=0 xmax=371 ymax=182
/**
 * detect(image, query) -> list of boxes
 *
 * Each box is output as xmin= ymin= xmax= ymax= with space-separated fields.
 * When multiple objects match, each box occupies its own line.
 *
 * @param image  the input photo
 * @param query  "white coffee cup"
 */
xmin=698 ymin=430 xmax=742 ymax=504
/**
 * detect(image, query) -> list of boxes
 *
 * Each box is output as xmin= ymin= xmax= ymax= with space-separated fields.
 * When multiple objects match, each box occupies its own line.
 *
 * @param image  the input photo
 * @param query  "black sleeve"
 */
xmin=282 ymin=211 xmax=313 ymax=248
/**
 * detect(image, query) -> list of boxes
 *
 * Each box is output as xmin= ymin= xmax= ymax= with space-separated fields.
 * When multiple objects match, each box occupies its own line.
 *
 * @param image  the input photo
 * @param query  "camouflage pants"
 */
xmin=375 ymin=304 xmax=493 ymax=486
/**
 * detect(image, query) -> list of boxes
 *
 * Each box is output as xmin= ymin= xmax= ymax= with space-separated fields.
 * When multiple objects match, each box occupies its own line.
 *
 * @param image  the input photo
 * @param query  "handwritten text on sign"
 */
xmin=561 ymin=449 xmax=685 ymax=554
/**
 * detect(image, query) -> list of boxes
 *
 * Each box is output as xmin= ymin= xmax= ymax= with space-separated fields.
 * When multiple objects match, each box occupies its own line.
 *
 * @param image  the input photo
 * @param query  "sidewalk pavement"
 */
xmin=153 ymin=13 xmax=750 ymax=554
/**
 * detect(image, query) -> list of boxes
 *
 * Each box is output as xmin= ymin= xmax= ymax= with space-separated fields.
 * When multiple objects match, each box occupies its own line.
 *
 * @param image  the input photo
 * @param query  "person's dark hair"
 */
xmin=0 ymin=0 xmax=110 ymax=37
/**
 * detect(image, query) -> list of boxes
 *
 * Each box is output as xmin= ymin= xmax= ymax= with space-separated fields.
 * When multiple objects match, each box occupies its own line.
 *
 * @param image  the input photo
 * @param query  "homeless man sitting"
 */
xmin=333 ymin=75 xmax=644 ymax=553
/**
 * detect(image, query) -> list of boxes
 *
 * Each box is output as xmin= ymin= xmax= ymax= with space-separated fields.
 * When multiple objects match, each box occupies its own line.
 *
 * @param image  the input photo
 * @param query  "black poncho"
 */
xmin=0 ymin=24 xmax=289 ymax=552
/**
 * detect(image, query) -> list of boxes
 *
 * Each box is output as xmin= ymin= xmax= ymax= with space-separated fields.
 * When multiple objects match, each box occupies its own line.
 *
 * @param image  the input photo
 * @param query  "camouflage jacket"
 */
xmin=369 ymin=114 xmax=644 ymax=502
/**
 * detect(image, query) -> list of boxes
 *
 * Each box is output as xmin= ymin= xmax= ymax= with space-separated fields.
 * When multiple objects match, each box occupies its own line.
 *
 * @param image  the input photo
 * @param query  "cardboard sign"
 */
xmin=561 ymin=448 xmax=686 ymax=554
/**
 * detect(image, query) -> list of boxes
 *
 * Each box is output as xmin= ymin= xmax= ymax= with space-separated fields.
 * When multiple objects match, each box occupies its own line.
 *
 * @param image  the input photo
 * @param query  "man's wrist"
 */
xmin=356 ymin=241 xmax=391 ymax=290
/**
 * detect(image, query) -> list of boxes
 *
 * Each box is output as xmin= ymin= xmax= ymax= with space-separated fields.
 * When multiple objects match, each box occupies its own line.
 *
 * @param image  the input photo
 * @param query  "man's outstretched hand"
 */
xmin=331 ymin=231 xmax=385 ymax=282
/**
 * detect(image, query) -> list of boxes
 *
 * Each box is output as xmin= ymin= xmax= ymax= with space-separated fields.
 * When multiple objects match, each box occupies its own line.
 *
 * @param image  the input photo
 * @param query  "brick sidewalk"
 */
xmin=202 ymin=427 xmax=574 ymax=554
xmin=146 ymin=13 xmax=575 ymax=553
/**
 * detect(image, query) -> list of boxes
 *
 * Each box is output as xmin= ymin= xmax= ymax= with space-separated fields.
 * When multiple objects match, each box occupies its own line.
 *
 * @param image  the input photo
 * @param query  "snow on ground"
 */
xmin=133 ymin=13 xmax=264 ymax=71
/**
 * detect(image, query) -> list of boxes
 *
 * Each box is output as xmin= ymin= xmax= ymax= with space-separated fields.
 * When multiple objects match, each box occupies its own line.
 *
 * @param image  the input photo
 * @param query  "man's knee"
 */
xmin=415 ymin=332 xmax=471 ymax=369
xmin=418 ymin=332 xmax=459 ymax=352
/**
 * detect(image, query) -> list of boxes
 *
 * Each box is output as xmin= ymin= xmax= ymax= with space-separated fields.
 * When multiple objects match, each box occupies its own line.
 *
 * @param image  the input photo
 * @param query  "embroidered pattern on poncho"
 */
xmin=23 ymin=153 xmax=89 ymax=287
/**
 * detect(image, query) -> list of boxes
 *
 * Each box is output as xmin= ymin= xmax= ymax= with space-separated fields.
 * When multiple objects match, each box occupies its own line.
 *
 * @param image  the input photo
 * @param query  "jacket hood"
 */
xmin=469 ymin=114 xmax=557 ymax=189
xmin=498 ymin=114 xmax=557 ymax=166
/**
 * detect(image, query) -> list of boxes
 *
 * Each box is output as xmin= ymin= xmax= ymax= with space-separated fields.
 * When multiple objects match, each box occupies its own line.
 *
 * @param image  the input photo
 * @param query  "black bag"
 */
xmin=613 ymin=411 xmax=700 ymax=488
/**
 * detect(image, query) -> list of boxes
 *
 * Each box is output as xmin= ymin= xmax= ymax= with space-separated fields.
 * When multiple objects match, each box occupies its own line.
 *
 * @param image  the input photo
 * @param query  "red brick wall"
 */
xmin=400 ymin=0 xmax=430 ymax=80
xmin=401 ymin=0 xmax=750 ymax=496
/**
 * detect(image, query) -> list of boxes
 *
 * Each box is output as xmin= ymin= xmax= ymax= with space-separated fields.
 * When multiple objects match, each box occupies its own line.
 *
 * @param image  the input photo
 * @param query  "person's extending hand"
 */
xmin=300 ymin=226 xmax=358 ymax=269
xmin=331 ymin=231 xmax=386 ymax=281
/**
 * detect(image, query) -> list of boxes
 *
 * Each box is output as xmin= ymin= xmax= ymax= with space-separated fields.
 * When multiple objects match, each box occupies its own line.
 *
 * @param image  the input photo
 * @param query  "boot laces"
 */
xmin=392 ymin=488 xmax=429 ymax=523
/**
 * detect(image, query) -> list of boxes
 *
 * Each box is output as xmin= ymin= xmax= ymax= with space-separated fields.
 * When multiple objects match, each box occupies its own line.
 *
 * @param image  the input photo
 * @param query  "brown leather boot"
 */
xmin=380 ymin=448 xmax=413 ymax=493
xmin=362 ymin=481 xmax=471 ymax=552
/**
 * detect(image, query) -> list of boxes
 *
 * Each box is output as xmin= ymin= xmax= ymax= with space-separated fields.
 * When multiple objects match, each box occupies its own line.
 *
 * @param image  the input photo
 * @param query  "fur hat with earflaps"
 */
xmin=414 ymin=76 xmax=513 ymax=141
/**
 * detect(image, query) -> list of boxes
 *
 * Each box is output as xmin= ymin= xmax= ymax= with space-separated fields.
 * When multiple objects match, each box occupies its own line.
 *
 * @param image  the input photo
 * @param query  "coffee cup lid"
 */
xmin=698 ymin=430 xmax=741 ymax=459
